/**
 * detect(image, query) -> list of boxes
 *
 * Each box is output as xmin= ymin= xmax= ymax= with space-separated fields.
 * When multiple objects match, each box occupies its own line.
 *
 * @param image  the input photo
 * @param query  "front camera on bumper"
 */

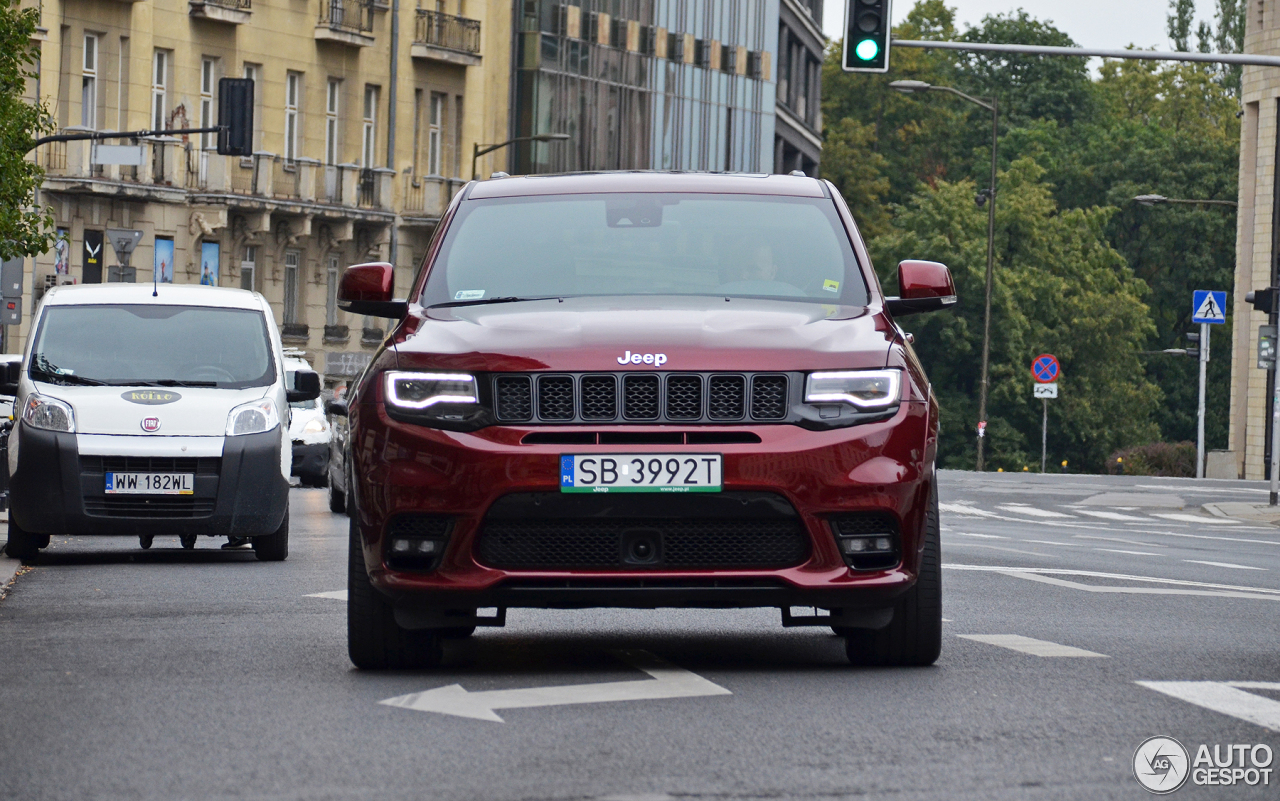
xmin=805 ymin=370 xmax=901 ymax=409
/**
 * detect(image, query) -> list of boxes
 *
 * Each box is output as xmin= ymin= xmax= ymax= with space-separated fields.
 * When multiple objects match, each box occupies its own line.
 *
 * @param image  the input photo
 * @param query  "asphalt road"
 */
xmin=2 ymin=470 xmax=1280 ymax=800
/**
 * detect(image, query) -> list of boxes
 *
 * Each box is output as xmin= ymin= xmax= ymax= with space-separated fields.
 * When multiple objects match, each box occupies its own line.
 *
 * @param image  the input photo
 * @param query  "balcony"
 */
xmin=189 ymin=0 xmax=251 ymax=24
xmin=412 ymin=9 xmax=481 ymax=66
xmin=317 ymin=0 xmax=375 ymax=47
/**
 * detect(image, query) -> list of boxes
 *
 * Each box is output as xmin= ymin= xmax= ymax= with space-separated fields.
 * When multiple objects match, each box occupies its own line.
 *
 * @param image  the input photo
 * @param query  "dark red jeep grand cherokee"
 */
xmin=336 ymin=171 xmax=956 ymax=669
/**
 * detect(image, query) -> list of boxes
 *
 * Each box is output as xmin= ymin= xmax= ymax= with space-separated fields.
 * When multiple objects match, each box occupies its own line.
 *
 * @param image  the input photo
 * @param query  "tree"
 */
xmin=0 ymin=0 xmax=53 ymax=260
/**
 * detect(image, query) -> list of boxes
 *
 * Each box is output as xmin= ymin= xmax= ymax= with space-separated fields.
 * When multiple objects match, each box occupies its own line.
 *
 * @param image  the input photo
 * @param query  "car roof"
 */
xmin=41 ymin=283 xmax=268 ymax=311
xmin=467 ymin=170 xmax=829 ymax=199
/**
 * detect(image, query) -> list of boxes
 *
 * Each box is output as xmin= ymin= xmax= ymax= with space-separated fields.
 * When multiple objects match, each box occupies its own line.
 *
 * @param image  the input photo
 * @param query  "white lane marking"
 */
xmin=941 ymin=618 xmax=953 ymax=623
xmin=958 ymin=634 xmax=1107 ymax=658
xmin=1184 ymin=560 xmax=1266 ymax=571
xmin=996 ymin=505 xmax=1074 ymax=518
xmin=1076 ymin=510 xmax=1150 ymax=521
xmin=1150 ymin=513 xmax=1244 ymax=526
xmin=1137 ymin=682 xmax=1280 ymax=730
xmin=306 ymin=590 xmax=348 ymax=600
xmin=994 ymin=571 xmax=1280 ymax=601
xmin=379 ymin=650 xmax=731 ymax=723
xmin=939 ymin=502 xmax=999 ymax=518
xmin=944 ymin=543 xmax=1059 ymax=558
xmin=1140 ymin=529 xmax=1280 ymax=545
xmin=1093 ymin=548 xmax=1161 ymax=556
xmin=1075 ymin=534 xmax=1165 ymax=548
xmin=944 ymin=565 xmax=1280 ymax=597
xmin=950 ymin=531 xmax=1006 ymax=539
xmin=1136 ymin=484 xmax=1268 ymax=495
xmin=1024 ymin=539 xmax=1088 ymax=547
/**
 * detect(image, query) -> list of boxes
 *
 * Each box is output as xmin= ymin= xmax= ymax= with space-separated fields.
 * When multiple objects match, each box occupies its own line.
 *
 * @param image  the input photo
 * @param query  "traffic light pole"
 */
xmin=28 ymin=126 xmax=226 ymax=152
xmin=1197 ymin=322 xmax=1209 ymax=480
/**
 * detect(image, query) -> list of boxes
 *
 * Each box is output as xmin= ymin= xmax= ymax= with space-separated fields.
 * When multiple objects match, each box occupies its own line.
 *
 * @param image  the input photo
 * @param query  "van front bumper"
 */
xmin=9 ymin=424 xmax=289 ymax=537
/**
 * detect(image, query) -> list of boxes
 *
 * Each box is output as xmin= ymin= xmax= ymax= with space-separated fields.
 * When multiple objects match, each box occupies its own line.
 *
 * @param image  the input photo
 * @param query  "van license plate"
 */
xmin=560 ymin=454 xmax=722 ymax=493
xmin=105 ymin=472 xmax=195 ymax=495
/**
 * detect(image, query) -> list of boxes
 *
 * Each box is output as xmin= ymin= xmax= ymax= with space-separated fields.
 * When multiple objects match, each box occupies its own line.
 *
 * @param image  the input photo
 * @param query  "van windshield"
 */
xmin=419 ymin=193 xmax=869 ymax=307
xmin=30 ymin=304 xmax=276 ymax=389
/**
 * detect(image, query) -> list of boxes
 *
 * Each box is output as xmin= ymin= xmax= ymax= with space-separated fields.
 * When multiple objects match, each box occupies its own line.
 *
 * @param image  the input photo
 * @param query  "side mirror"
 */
xmin=337 ymin=262 xmax=408 ymax=319
xmin=325 ymin=398 xmax=348 ymax=417
xmin=287 ymin=370 xmax=322 ymax=403
xmin=885 ymin=260 xmax=958 ymax=317
xmin=0 ymin=361 xmax=21 ymax=396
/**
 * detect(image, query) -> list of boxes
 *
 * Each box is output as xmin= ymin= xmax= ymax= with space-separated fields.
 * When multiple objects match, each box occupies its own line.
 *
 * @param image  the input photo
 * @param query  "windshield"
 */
xmin=30 ymin=304 xmax=276 ymax=389
xmin=419 ymin=193 xmax=870 ymax=307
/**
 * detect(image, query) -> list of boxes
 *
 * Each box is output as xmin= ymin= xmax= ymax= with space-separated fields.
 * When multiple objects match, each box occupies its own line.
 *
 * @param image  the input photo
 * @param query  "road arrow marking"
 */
xmin=1138 ymin=682 xmax=1280 ymax=730
xmin=378 ymin=649 xmax=731 ymax=722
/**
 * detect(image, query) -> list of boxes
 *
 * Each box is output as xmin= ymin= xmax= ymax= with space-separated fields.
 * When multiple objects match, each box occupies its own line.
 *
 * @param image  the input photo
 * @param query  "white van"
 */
xmin=2 ymin=283 xmax=320 ymax=561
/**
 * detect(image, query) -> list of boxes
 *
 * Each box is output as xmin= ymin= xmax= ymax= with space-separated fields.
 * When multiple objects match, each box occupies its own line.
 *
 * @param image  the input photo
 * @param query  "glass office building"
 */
xmin=512 ymin=0 xmax=779 ymax=174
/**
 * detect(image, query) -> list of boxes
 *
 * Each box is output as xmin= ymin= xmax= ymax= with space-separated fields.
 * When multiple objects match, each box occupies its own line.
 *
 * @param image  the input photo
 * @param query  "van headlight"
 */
xmin=22 ymin=393 xmax=75 ymax=433
xmin=805 ymin=370 xmax=902 ymax=409
xmin=382 ymin=371 xmax=490 ymax=430
xmin=226 ymin=398 xmax=280 ymax=436
xmin=302 ymin=417 xmax=328 ymax=435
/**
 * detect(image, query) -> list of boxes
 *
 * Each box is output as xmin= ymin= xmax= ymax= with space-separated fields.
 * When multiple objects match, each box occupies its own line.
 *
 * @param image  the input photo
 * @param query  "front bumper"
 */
xmin=9 ymin=424 xmax=289 ymax=537
xmin=354 ymin=399 xmax=936 ymax=610
xmin=291 ymin=441 xmax=329 ymax=479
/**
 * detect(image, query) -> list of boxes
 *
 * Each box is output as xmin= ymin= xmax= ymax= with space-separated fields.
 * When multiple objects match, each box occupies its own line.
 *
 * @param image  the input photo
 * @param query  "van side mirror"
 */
xmin=287 ymin=370 xmax=321 ymax=403
xmin=337 ymin=262 xmax=408 ymax=319
xmin=325 ymin=398 xmax=348 ymax=417
xmin=0 ymin=361 xmax=21 ymax=396
xmin=885 ymin=260 xmax=958 ymax=317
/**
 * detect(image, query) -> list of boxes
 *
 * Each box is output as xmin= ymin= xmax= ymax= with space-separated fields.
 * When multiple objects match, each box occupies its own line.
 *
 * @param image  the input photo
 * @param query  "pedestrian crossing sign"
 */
xmin=1192 ymin=290 xmax=1227 ymax=324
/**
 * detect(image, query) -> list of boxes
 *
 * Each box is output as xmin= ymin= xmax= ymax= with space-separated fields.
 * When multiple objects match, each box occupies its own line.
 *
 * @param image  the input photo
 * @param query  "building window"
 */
xmin=428 ymin=92 xmax=443 ymax=176
xmin=241 ymin=245 xmax=257 ymax=291
xmin=151 ymin=50 xmax=168 ymax=131
xmin=283 ymin=249 xmax=300 ymax=323
xmin=200 ymin=59 xmax=217 ymax=150
xmin=326 ymin=79 xmax=340 ymax=165
xmin=285 ymin=72 xmax=301 ymax=163
xmin=81 ymin=34 xmax=97 ymax=129
xmin=326 ymin=256 xmax=340 ymax=326
xmin=361 ymin=85 xmax=378 ymax=168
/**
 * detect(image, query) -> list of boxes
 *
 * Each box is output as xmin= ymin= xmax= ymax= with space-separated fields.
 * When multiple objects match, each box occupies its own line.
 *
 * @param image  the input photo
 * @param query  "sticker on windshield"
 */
xmin=454 ymin=289 xmax=485 ymax=301
xmin=823 ymin=279 xmax=840 ymax=293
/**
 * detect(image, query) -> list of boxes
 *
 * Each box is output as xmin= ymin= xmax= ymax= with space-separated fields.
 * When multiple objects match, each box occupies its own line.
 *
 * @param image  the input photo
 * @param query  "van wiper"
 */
xmin=30 ymin=354 xmax=107 ymax=386
xmin=428 ymin=296 xmax=561 ymax=309
xmin=111 ymin=379 xmax=219 ymax=388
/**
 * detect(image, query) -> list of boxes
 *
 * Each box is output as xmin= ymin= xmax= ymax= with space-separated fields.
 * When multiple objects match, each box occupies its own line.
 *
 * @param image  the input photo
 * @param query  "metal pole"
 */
xmin=1272 ymin=375 xmax=1280 ymax=505
xmin=1197 ymin=322 xmax=1209 ymax=479
xmin=1041 ymin=397 xmax=1047 ymax=473
xmin=976 ymin=96 xmax=998 ymax=471
xmin=891 ymin=39 xmax=1280 ymax=68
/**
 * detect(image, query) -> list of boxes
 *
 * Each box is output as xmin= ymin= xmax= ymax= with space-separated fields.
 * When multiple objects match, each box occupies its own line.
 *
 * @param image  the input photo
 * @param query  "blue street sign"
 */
xmin=1192 ymin=290 xmax=1227 ymax=324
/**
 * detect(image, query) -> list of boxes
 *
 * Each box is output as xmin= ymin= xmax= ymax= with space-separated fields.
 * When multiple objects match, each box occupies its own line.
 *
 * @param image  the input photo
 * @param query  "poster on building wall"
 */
xmin=83 ymin=230 xmax=103 ymax=284
xmin=200 ymin=241 xmax=220 ymax=286
xmin=154 ymin=237 xmax=174 ymax=284
xmin=53 ymin=228 xmax=69 ymax=275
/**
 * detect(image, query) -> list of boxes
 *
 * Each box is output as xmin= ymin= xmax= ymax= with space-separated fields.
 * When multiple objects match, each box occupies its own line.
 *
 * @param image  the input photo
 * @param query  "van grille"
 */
xmin=492 ymin=372 xmax=792 ymax=425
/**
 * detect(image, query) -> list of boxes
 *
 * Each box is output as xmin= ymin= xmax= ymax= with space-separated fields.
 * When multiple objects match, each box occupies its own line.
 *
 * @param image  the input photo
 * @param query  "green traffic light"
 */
xmin=855 ymin=38 xmax=879 ymax=61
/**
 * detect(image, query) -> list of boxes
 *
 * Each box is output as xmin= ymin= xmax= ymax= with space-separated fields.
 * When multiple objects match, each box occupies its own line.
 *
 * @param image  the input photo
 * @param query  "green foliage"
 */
xmin=0 ymin=0 xmax=52 ymax=260
xmin=821 ymin=1 xmax=1242 ymax=473
xmin=1108 ymin=441 xmax=1197 ymax=477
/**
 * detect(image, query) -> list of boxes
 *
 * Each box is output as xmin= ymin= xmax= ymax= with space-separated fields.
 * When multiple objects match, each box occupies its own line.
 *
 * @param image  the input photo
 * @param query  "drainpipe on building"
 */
xmin=387 ymin=0 xmax=400 ymax=274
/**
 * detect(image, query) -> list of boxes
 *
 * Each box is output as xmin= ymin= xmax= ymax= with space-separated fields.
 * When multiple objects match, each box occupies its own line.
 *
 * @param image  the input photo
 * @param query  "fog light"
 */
xmin=415 ymin=540 xmax=437 ymax=554
xmin=874 ymin=537 xmax=891 ymax=551
xmin=843 ymin=539 xmax=869 ymax=554
xmin=392 ymin=539 xmax=411 ymax=553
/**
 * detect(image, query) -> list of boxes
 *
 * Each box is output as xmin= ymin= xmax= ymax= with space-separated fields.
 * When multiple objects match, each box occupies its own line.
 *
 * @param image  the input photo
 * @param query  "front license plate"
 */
xmin=105 ymin=472 xmax=194 ymax=495
xmin=560 ymin=454 xmax=722 ymax=493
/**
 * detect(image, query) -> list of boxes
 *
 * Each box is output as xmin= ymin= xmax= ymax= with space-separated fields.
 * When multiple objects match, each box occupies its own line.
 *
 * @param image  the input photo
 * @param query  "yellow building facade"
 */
xmin=16 ymin=0 xmax=510 ymax=382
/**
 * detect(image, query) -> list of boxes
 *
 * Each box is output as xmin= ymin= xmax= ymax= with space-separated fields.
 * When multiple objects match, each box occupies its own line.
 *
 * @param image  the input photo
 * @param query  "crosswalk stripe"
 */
xmin=996 ymin=505 xmax=1074 ymax=518
xmin=957 ymin=634 xmax=1107 ymax=658
xmin=1137 ymin=681 xmax=1280 ymax=730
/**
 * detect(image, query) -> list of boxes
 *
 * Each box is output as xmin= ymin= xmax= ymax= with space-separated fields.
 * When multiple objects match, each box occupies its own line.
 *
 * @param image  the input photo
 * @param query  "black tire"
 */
xmin=4 ymin=516 xmax=44 ymax=561
xmin=252 ymin=509 xmax=289 ymax=562
xmin=845 ymin=486 xmax=942 ymax=667
xmin=179 ymin=534 xmax=197 ymax=550
xmin=139 ymin=535 xmax=154 ymax=550
xmin=328 ymin=473 xmax=346 ymax=514
xmin=347 ymin=515 xmax=443 ymax=669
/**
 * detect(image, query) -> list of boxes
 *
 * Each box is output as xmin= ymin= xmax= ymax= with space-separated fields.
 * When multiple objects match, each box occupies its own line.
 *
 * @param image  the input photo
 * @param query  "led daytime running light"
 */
xmin=805 ymin=370 xmax=901 ymax=409
xmin=383 ymin=371 xmax=479 ymax=410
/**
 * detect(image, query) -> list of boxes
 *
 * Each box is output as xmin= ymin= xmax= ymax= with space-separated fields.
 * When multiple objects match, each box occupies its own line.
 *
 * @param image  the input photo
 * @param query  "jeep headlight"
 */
xmin=226 ymin=398 xmax=280 ymax=436
xmin=22 ymin=393 xmax=75 ymax=433
xmin=805 ymin=370 xmax=901 ymax=409
xmin=383 ymin=372 xmax=478 ymax=410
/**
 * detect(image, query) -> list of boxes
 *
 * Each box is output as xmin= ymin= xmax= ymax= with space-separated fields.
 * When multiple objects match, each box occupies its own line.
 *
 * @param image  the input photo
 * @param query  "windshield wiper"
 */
xmin=109 ymin=379 xmax=219 ymax=388
xmin=428 ymin=296 xmax=561 ymax=309
xmin=29 ymin=354 xmax=107 ymax=386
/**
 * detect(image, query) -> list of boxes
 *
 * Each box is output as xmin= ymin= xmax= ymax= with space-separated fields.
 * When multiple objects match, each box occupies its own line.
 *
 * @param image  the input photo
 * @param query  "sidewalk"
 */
xmin=0 ymin=514 xmax=16 ymax=593
xmin=1203 ymin=502 xmax=1280 ymax=525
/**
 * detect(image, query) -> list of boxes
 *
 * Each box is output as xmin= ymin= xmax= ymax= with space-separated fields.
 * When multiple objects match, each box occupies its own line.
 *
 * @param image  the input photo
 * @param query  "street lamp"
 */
xmin=890 ymin=79 xmax=999 ymax=472
xmin=471 ymin=133 xmax=571 ymax=180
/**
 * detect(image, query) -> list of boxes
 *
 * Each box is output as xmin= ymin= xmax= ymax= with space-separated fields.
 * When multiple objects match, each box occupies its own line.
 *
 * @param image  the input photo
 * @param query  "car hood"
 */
xmin=30 ymin=383 xmax=270 ymax=436
xmin=396 ymin=296 xmax=896 ymax=372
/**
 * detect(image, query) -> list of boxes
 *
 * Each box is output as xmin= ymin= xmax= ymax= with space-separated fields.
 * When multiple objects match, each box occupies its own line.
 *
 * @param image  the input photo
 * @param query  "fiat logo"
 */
xmin=141 ymin=417 xmax=161 ymax=432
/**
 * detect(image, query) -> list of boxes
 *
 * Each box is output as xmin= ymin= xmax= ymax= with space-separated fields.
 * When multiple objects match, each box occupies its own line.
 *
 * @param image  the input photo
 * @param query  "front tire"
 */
xmin=348 ymin=515 xmax=443 ymax=669
xmin=328 ymin=472 xmax=346 ymax=514
xmin=4 ymin=517 xmax=46 ymax=561
xmin=252 ymin=509 xmax=289 ymax=562
xmin=845 ymin=486 xmax=942 ymax=667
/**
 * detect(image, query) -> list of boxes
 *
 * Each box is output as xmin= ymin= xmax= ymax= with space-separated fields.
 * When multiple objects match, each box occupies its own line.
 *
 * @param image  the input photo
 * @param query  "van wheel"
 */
xmin=348 ymin=516 xmax=443 ymax=669
xmin=5 ymin=517 xmax=45 ymax=561
xmin=179 ymin=534 xmax=197 ymax=550
xmin=328 ymin=474 xmax=346 ymax=514
xmin=252 ymin=510 xmax=289 ymax=562
xmin=845 ymin=486 xmax=942 ymax=667
xmin=139 ymin=535 xmax=154 ymax=550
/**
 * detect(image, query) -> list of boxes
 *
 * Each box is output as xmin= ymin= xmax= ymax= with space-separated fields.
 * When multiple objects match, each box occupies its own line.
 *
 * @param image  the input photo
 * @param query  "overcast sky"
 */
xmin=820 ymin=0 xmax=1222 ymax=53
